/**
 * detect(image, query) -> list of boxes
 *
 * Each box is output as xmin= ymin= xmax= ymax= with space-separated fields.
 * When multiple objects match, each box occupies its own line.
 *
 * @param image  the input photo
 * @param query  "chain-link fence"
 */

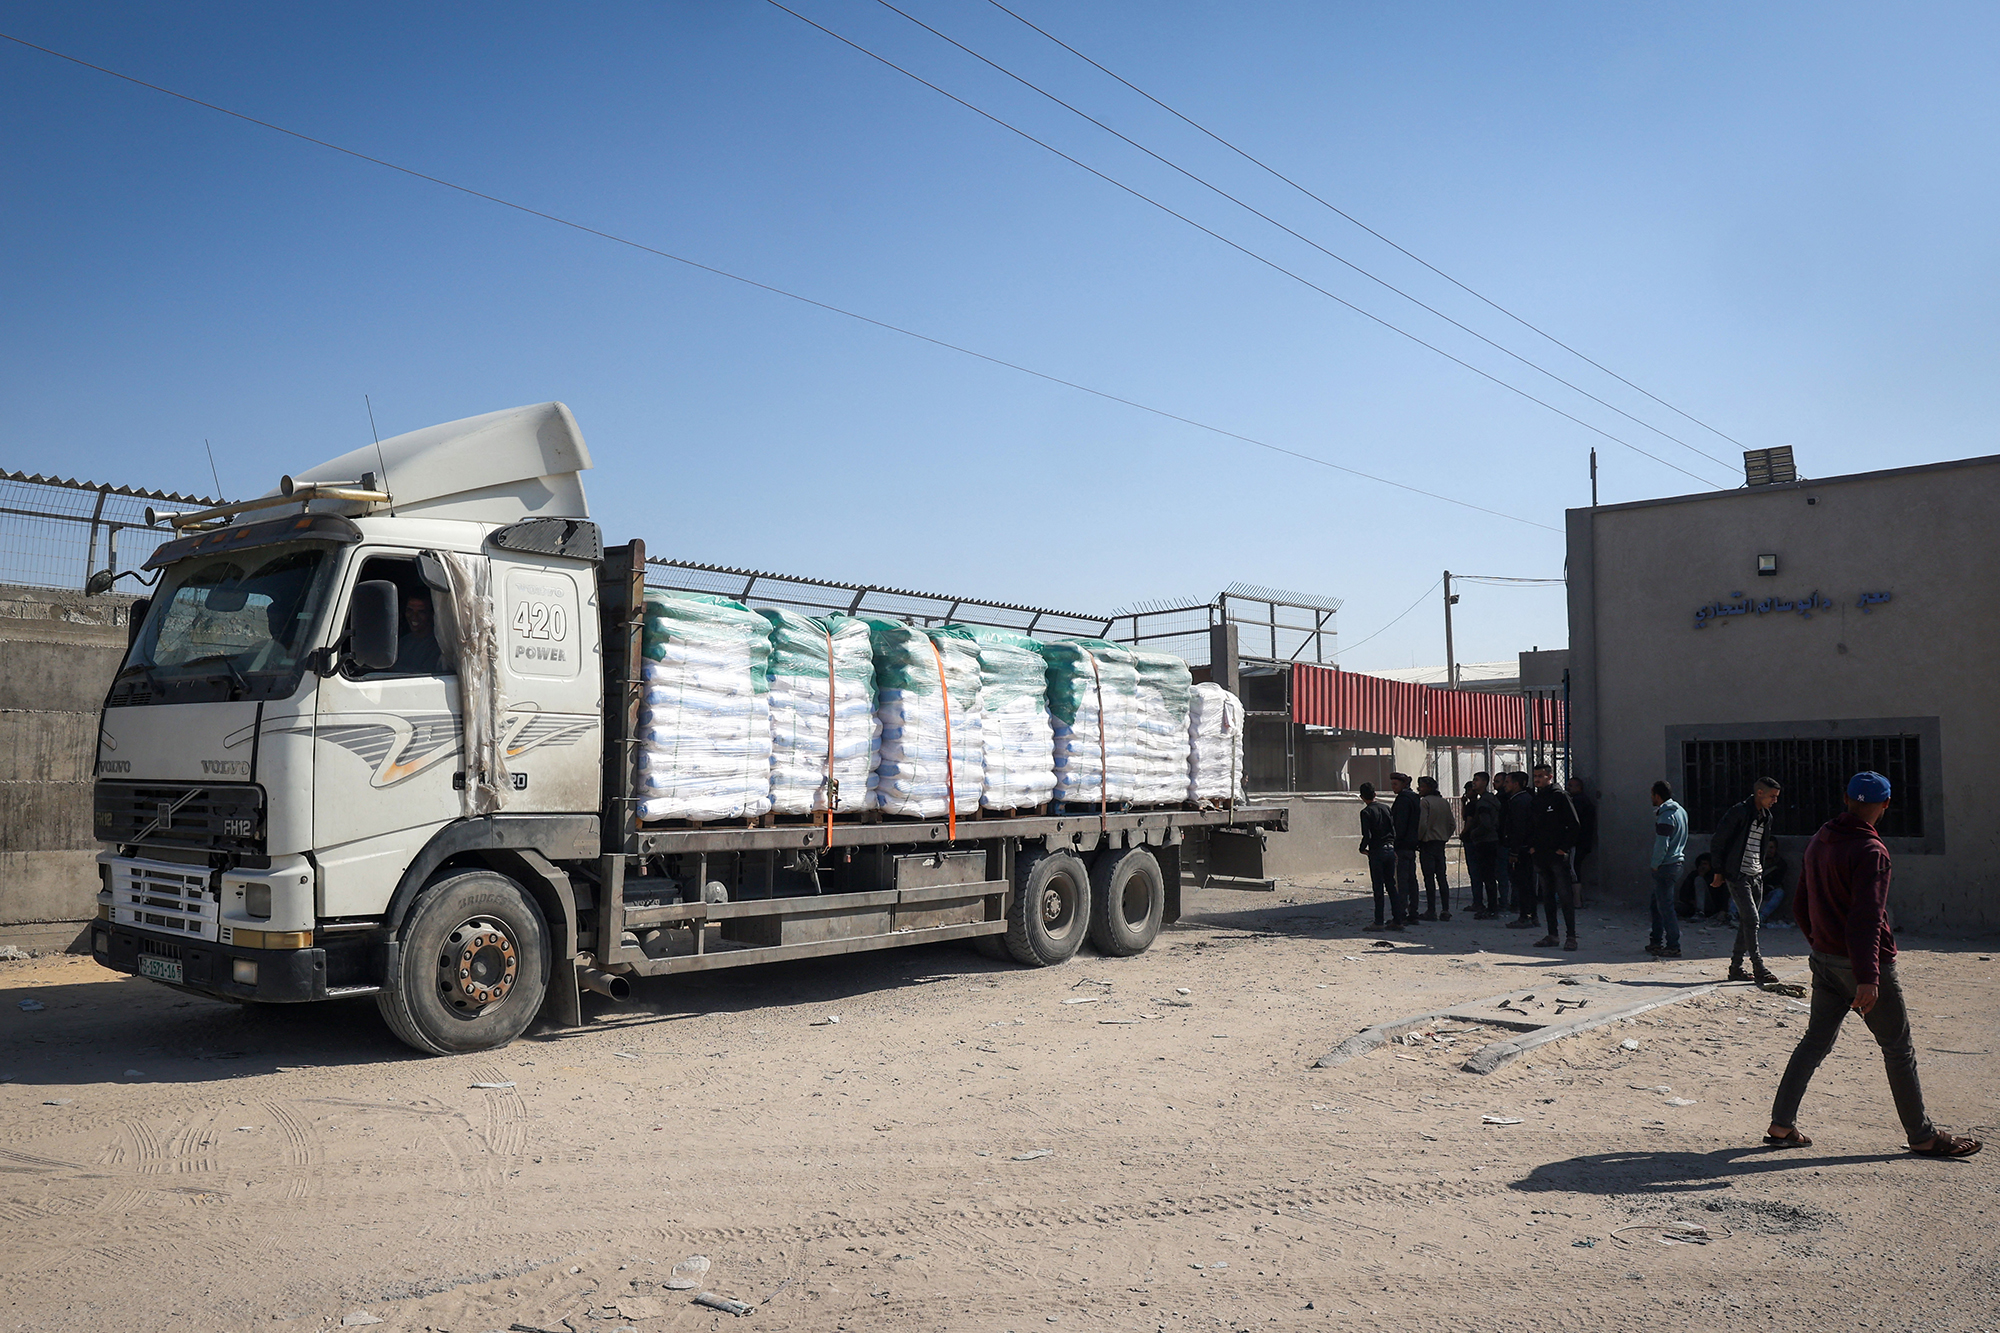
xmin=0 ymin=469 xmax=219 ymax=593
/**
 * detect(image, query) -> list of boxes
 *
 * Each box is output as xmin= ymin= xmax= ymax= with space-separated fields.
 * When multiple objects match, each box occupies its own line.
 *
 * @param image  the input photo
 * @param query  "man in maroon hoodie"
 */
xmin=1765 ymin=772 xmax=1981 ymax=1157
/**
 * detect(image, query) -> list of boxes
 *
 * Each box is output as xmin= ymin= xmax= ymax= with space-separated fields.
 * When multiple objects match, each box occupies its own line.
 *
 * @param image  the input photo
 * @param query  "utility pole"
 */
xmin=1589 ymin=448 xmax=1599 ymax=507
xmin=1443 ymin=571 xmax=1460 ymax=688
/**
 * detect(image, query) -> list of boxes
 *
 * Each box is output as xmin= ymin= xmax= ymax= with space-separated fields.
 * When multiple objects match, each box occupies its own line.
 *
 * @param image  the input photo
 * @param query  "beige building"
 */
xmin=1567 ymin=452 xmax=2000 ymax=933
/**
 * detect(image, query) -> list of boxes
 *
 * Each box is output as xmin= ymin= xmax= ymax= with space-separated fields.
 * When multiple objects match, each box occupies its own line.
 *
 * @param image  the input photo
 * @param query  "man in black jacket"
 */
xmin=1389 ymin=773 xmax=1423 ymax=926
xmin=1357 ymin=783 xmax=1403 ymax=931
xmin=1566 ymin=776 xmax=1598 ymax=902
xmin=1709 ymin=777 xmax=1783 ymax=985
xmin=1527 ymin=764 xmax=1582 ymax=949
xmin=1462 ymin=772 xmax=1503 ymax=919
xmin=1498 ymin=772 xmax=1535 ymax=927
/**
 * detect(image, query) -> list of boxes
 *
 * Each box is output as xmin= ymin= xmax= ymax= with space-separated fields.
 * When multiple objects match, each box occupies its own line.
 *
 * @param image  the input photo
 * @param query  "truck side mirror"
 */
xmin=126 ymin=598 xmax=151 ymax=651
xmin=348 ymin=580 xmax=400 ymax=672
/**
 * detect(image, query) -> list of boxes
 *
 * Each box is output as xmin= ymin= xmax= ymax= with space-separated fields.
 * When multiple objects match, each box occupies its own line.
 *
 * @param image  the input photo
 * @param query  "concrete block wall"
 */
xmin=1 ymin=584 xmax=133 ymax=950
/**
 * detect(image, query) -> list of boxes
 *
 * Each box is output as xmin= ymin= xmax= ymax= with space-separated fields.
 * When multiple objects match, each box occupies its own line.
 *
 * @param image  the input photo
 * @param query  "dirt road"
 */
xmin=4 ymin=876 xmax=1995 ymax=1332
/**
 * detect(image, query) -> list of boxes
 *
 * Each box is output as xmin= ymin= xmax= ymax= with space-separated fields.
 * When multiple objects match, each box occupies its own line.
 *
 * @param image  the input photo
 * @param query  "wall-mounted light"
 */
xmin=1757 ymin=554 xmax=1779 ymax=577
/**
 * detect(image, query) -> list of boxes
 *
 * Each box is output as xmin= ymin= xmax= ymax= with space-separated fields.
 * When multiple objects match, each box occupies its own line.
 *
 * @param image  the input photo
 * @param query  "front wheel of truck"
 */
xmin=377 ymin=869 xmax=550 ymax=1055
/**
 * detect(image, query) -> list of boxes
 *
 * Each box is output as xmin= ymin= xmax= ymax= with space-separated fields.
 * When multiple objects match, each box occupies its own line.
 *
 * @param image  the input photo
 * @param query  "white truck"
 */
xmin=88 ymin=403 xmax=1283 ymax=1053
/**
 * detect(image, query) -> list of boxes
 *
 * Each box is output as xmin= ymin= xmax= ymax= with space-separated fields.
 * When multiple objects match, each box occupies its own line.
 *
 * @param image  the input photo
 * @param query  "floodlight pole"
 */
xmin=1443 ymin=571 xmax=1460 ymax=689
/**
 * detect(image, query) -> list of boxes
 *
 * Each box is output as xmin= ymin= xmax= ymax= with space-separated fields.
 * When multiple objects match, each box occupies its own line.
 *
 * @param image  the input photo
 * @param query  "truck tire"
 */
xmin=1087 ymin=847 xmax=1164 ymax=957
xmin=376 ymin=869 xmax=549 ymax=1055
xmin=1004 ymin=849 xmax=1090 ymax=966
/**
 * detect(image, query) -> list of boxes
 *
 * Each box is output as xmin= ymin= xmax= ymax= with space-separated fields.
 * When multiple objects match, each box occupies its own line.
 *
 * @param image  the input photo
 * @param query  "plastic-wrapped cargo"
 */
xmin=758 ymin=608 xmax=880 ymax=816
xmin=864 ymin=621 xmax=983 ymax=819
xmin=1131 ymin=648 xmax=1194 ymax=805
xmin=956 ymin=626 xmax=1056 ymax=811
xmin=1187 ymin=682 xmax=1244 ymax=803
xmin=636 ymin=591 xmax=772 ymax=822
xmin=1041 ymin=639 xmax=1138 ymax=808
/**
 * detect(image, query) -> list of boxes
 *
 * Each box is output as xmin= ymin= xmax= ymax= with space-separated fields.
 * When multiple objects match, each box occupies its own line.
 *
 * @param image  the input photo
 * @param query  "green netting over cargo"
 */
xmin=860 ymin=619 xmax=979 ymax=706
xmin=1037 ymin=638 xmax=1138 ymax=726
xmin=642 ymin=590 xmax=771 ymax=692
xmin=758 ymin=607 xmax=876 ymax=699
xmin=1132 ymin=648 xmax=1193 ymax=715
xmin=954 ymin=625 xmax=1050 ymax=712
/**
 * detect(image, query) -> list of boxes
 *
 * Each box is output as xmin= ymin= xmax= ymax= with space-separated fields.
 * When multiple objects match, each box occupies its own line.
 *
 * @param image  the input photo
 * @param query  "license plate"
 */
xmin=138 ymin=954 xmax=183 ymax=984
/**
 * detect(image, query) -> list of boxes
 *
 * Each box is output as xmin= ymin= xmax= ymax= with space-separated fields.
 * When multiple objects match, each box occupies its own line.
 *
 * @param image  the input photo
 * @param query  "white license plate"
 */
xmin=138 ymin=954 xmax=183 ymax=984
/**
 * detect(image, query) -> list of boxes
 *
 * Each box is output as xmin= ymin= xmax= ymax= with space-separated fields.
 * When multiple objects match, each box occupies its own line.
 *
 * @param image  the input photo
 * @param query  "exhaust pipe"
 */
xmin=578 ymin=967 xmax=631 ymax=1001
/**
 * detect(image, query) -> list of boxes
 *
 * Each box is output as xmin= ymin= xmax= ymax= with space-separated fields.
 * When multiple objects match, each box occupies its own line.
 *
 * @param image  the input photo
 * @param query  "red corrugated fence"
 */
xmin=1291 ymin=663 xmax=1564 ymax=741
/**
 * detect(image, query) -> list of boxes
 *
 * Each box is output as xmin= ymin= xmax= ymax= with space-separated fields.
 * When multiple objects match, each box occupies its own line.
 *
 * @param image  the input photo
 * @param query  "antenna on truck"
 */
xmin=364 ymin=395 xmax=393 ymax=515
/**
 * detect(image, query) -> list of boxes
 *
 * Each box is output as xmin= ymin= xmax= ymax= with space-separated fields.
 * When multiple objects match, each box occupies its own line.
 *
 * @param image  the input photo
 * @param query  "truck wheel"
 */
xmin=376 ymin=869 xmax=549 ymax=1055
xmin=1004 ymin=850 xmax=1090 ymax=966
xmin=1087 ymin=847 xmax=1164 ymax=956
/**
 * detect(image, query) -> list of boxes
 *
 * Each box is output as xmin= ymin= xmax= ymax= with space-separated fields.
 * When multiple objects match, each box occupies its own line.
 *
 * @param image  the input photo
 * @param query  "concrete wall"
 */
xmin=1568 ymin=455 xmax=2000 ymax=933
xmin=0 ymin=584 xmax=133 ymax=949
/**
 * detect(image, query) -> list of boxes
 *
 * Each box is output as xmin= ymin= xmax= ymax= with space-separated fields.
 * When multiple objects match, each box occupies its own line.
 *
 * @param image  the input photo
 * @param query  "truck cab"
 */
xmin=91 ymin=403 xmax=604 ymax=1050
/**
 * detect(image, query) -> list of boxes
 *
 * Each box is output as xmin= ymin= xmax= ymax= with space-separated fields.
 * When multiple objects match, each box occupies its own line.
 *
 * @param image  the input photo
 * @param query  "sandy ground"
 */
xmin=3 ymin=873 xmax=1996 ymax=1333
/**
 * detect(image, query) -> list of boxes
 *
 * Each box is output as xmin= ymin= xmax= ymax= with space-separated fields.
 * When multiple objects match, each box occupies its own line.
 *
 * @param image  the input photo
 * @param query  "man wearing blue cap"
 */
xmin=1764 ymin=771 xmax=1982 ymax=1158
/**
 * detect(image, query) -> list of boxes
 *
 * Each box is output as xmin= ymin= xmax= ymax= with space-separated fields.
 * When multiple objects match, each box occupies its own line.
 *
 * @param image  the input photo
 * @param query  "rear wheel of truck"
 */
xmin=1087 ymin=847 xmax=1164 ymax=957
xmin=377 ymin=869 xmax=550 ymax=1055
xmin=1004 ymin=850 xmax=1090 ymax=966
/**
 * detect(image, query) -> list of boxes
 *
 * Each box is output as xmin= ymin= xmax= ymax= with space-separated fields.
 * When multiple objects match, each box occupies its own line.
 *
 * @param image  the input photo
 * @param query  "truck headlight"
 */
xmin=245 ymin=883 xmax=271 ymax=919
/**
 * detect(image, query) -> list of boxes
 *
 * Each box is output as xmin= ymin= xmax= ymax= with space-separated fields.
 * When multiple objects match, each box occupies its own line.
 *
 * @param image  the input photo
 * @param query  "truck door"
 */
xmin=312 ymin=550 xmax=463 ymax=917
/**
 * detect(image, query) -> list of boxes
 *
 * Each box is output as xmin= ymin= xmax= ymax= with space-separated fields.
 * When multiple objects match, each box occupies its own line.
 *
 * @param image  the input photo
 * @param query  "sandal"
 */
xmin=1910 ymin=1133 xmax=1983 ymax=1158
xmin=1763 ymin=1127 xmax=1813 ymax=1148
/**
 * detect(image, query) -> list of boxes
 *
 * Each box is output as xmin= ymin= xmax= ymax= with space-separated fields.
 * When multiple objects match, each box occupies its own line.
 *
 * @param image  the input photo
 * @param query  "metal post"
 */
xmin=82 ymin=485 xmax=111 ymax=587
xmin=1443 ymin=572 xmax=1460 ymax=688
xmin=1590 ymin=449 xmax=1599 ymax=507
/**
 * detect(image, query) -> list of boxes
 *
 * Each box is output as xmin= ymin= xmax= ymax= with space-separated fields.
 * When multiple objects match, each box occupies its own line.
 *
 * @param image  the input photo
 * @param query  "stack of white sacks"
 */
xmin=865 ymin=621 xmax=984 ymax=818
xmin=1131 ymin=648 xmax=1194 ymax=805
xmin=1186 ymin=682 xmax=1245 ymax=803
xmin=636 ymin=592 xmax=772 ymax=821
xmin=1041 ymin=639 xmax=1138 ymax=808
xmin=959 ymin=627 xmax=1057 ymax=811
xmin=758 ymin=608 xmax=880 ymax=816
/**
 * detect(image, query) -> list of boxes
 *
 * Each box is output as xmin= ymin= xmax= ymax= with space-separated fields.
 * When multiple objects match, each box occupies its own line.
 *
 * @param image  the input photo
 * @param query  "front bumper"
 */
xmin=93 ymin=923 xmax=328 ymax=1003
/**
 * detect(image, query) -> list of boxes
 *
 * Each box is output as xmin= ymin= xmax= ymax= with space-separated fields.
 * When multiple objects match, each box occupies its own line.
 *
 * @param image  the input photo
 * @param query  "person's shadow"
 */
xmin=1512 ymin=1145 xmax=1905 ymax=1196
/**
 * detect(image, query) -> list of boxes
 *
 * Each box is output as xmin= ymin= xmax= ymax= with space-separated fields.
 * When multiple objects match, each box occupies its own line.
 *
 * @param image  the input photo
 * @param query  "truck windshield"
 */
xmin=113 ymin=544 xmax=335 ymax=705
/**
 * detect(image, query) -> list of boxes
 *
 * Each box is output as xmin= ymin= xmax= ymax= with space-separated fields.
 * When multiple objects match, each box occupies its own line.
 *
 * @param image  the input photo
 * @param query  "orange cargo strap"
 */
xmin=928 ymin=635 xmax=957 ymax=840
xmin=1086 ymin=649 xmax=1107 ymax=835
xmin=823 ymin=627 xmax=838 ymax=849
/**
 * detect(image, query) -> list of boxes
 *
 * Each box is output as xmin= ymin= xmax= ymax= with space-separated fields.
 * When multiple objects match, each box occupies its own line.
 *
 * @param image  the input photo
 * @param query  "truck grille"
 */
xmin=94 ymin=782 xmax=265 ymax=855
xmin=107 ymin=859 xmax=219 ymax=942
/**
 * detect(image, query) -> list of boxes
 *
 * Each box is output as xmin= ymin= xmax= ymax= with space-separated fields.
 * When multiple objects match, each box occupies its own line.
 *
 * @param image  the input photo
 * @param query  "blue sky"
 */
xmin=4 ymin=1 xmax=1996 ymax=669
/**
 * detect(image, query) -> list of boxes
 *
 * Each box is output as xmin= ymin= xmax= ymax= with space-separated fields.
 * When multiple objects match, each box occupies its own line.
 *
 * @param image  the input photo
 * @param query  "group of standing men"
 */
xmin=1357 ymin=765 xmax=1590 ymax=950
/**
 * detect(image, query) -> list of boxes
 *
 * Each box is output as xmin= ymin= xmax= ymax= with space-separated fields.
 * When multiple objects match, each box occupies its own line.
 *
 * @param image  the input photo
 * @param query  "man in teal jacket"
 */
xmin=1647 ymin=780 xmax=1687 ymax=958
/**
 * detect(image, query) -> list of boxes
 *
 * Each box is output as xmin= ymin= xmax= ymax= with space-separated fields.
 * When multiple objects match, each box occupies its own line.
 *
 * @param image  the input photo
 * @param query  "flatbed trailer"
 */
xmin=547 ymin=539 xmax=1286 ymax=1021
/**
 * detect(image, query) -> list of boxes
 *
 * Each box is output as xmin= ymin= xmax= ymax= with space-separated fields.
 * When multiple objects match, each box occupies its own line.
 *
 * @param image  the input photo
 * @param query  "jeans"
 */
xmin=1770 ymin=952 xmax=1935 ymax=1144
xmin=1727 ymin=873 xmax=1766 ymax=965
xmin=1395 ymin=848 xmax=1420 ymax=921
xmin=1368 ymin=848 xmax=1402 ymax=925
xmin=1465 ymin=842 xmax=1499 ymax=913
xmin=1419 ymin=841 xmax=1449 ymax=913
xmin=1508 ymin=852 xmax=1536 ymax=918
xmin=1535 ymin=853 xmax=1575 ymax=937
xmin=1649 ymin=860 xmax=1683 ymax=951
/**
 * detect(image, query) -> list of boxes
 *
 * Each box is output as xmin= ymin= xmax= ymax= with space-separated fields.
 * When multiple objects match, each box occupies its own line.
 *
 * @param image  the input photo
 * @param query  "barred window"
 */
xmin=1681 ymin=736 xmax=1923 ymax=839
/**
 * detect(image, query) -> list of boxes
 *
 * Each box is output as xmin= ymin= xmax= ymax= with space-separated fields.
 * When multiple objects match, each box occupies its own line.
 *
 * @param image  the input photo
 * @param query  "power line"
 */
xmin=1340 ymin=577 xmax=1442 ymax=656
xmin=764 ymin=1 xmax=1727 ymax=489
xmin=869 ymin=0 xmax=1736 ymax=475
xmin=1452 ymin=574 xmax=1567 ymax=586
xmin=984 ymin=0 xmax=1753 ymax=455
xmin=0 ymin=29 xmax=1563 ymax=535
